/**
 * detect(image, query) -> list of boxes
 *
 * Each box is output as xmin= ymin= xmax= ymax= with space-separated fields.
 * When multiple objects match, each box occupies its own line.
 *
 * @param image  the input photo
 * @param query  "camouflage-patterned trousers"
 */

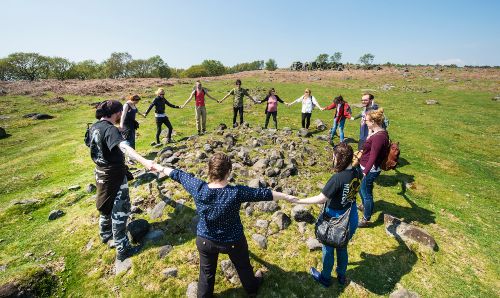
xmin=99 ymin=177 xmax=131 ymax=255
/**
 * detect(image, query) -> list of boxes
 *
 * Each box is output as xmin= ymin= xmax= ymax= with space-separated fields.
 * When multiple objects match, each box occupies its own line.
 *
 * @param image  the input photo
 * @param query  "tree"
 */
xmin=72 ymin=60 xmax=102 ymax=79
xmin=265 ymin=59 xmax=278 ymax=71
xmin=47 ymin=57 xmax=74 ymax=80
xmin=181 ymin=65 xmax=208 ymax=78
xmin=315 ymin=53 xmax=329 ymax=65
xmin=201 ymin=60 xmax=226 ymax=76
xmin=359 ymin=53 xmax=375 ymax=65
xmin=103 ymin=52 xmax=132 ymax=78
xmin=330 ymin=52 xmax=342 ymax=63
xmin=148 ymin=55 xmax=171 ymax=78
xmin=6 ymin=52 xmax=50 ymax=81
xmin=0 ymin=58 xmax=13 ymax=81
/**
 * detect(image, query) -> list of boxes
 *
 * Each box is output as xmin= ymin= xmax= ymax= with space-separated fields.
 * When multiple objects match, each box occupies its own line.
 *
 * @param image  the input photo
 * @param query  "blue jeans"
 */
xmin=321 ymin=204 xmax=358 ymax=280
xmin=359 ymin=171 xmax=381 ymax=220
xmin=330 ymin=118 xmax=346 ymax=142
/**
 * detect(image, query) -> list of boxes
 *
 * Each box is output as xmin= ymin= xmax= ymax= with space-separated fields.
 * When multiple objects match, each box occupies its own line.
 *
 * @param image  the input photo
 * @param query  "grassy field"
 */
xmin=0 ymin=67 xmax=499 ymax=297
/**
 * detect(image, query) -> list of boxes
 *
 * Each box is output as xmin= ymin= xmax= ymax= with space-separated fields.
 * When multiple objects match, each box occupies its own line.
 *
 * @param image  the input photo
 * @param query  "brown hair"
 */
xmin=268 ymin=88 xmax=276 ymax=96
xmin=235 ymin=79 xmax=242 ymax=85
xmin=334 ymin=95 xmax=344 ymax=104
xmin=363 ymin=92 xmax=374 ymax=100
xmin=304 ymin=88 xmax=311 ymax=95
xmin=332 ymin=143 xmax=354 ymax=173
xmin=367 ymin=108 xmax=385 ymax=126
xmin=129 ymin=94 xmax=141 ymax=101
xmin=95 ymin=100 xmax=123 ymax=119
xmin=208 ymin=152 xmax=232 ymax=181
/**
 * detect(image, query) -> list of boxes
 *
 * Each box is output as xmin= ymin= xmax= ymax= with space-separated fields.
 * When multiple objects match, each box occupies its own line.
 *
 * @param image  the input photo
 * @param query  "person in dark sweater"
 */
xmin=352 ymin=93 xmax=379 ymax=150
xmin=259 ymin=88 xmax=286 ymax=129
xmin=155 ymin=152 xmax=296 ymax=297
xmin=144 ymin=88 xmax=181 ymax=145
xmin=294 ymin=143 xmax=362 ymax=287
xmin=357 ymin=108 xmax=389 ymax=227
xmin=86 ymin=100 xmax=160 ymax=261
xmin=119 ymin=94 xmax=145 ymax=149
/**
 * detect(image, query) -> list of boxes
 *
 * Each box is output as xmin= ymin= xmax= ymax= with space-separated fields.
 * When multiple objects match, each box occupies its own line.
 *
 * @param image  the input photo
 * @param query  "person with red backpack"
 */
xmin=181 ymin=81 xmax=219 ymax=135
xmin=323 ymin=95 xmax=353 ymax=144
xmin=357 ymin=108 xmax=389 ymax=228
xmin=259 ymin=88 xmax=287 ymax=129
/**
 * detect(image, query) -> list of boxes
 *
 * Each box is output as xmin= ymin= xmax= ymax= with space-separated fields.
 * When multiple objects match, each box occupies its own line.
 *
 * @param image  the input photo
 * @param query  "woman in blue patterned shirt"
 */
xmin=156 ymin=152 xmax=296 ymax=297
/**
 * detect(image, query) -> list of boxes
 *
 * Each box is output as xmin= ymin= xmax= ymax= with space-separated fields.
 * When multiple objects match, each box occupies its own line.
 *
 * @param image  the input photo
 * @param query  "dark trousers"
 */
xmin=196 ymin=236 xmax=258 ymax=298
xmin=233 ymin=106 xmax=244 ymax=127
xmin=264 ymin=111 xmax=277 ymax=129
xmin=155 ymin=116 xmax=173 ymax=143
xmin=301 ymin=112 xmax=312 ymax=129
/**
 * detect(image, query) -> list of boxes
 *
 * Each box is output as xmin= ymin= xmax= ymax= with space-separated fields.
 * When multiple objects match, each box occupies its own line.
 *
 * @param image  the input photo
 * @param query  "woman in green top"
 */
xmin=219 ymin=79 xmax=259 ymax=127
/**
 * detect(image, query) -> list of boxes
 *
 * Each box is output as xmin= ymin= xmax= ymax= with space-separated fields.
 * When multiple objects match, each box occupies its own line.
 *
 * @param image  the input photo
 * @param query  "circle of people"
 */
xmin=87 ymin=78 xmax=389 ymax=296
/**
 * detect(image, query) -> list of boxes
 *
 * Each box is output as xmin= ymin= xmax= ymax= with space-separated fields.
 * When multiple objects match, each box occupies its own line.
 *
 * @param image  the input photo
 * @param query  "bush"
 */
xmin=201 ymin=60 xmax=226 ymax=76
xmin=181 ymin=65 xmax=208 ymax=78
xmin=265 ymin=59 xmax=278 ymax=71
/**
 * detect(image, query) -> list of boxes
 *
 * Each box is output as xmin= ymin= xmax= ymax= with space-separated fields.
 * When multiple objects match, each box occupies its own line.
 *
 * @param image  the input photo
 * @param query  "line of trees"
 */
xmin=0 ymin=52 xmax=281 ymax=81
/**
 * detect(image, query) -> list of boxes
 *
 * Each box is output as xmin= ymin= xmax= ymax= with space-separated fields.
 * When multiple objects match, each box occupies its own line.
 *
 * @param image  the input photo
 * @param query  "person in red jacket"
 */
xmin=323 ymin=95 xmax=353 ymax=144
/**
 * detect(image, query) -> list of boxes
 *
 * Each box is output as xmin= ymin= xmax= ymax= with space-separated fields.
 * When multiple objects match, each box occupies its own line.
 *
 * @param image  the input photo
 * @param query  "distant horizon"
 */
xmin=2 ymin=0 xmax=499 ymax=68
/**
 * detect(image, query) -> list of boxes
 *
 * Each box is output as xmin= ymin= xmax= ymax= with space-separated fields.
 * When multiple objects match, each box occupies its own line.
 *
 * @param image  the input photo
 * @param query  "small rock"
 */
xmin=297 ymin=128 xmax=310 ymax=137
xmin=248 ymin=178 xmax=263 ymax=188
xmin=252 ymin=234 xmax=267 ymax=249
xmin=144 ymin=229 xmax=165 ymax=243
xmin=131 ymin=205 xmax=143 ymax=214
xmin=127 ymin=219 xmax=151 ymax=243
xmin=196 ymin=151 xmax=207 ymax=160
xmin=0 ymin=265 xmax=6 ymax=272
xmin=389 ymin=288 xmax=420 ymax=298
xmin=159 ymin=245 xmax=173 ymax=259
xmin=0 ymin=127 xmax=6 ymax=139
xmin=162 ymin=267 xmax=178 ymax=278
xmin=254 ymin=201 xmax=279 ymax=213
xmin=245 ymin=206 xmax=254 ymax=216
xmin=384 ymin=214 xmax=437 ymax=251
xmin=12 ymin=198 xmax=40 ymax=205
xmin=186 ymin=282 xmax=198 ymax=298
xmin=306 ymin=237 xmax=322 ymax=251
xmin=272 ymin=211 xmax=291 ymax=230
xmin=115 ymin=258 xmax=132 ymax=275
xmin=221 ymin=260 xmax=241 ymax=285
xmin=203 ymin=144 xmax=213 ymax=153
xmin=314 ymin=119 xmax=327 ymax=131
xmin=255 ymin=219 xmax=269 ymax=229
xmin=492 ymin=95 xmax=500 ymax=101
xmin=265 ymin=168 xmax=277 ymax=177
xmin=149 ymin=201 xmax=167 ymax=219
xmin=85 ymin=239 xmax=94 ymax=251
xmin=252 ymin=159 xmax=269 ymax=172
xmin=48 ymin=210 xmax=64 ymax=220
xmin=425 ymin=99 xmax=439 ymax=105
xmin=298 ymin=222 xmax=307 ymax=234
xmin=291 ymin=205 xmax=315 ymax=223
xmin=68 ymin=185 xmax=81 ymax=191
xmin=86 ymin=184 xmax=96 ymax=193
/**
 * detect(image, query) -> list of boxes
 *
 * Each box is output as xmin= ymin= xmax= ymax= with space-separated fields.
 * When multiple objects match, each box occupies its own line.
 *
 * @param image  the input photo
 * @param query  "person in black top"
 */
xmin=154 ymin=152 xmax=297 ymax=297
xmin=295 ymin=143 xmax=362 ymax=287
xmin=119 ymin=94 xmax=145 ymax=149
xmin=86 ymin=100 xmax=160 ymax=261
xmin=259 ymin=88 xmax=287 ymax=129
xmin=144 ymin=88 xmax=181 ymax=145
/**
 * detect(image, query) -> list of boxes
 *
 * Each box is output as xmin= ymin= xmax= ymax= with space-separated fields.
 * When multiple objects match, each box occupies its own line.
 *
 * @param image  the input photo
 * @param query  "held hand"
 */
xmin=151 ymin=163 xmax=164 ymax=173
xmin=350 ymin=117 xmax=355 ymax=121
xmin=286 ymin=195 xmax=298 ymax=203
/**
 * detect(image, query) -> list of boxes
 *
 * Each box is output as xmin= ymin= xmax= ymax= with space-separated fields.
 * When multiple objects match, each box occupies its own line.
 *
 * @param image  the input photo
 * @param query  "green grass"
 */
xmin=0 ymin=68 xmax=499 ymax=297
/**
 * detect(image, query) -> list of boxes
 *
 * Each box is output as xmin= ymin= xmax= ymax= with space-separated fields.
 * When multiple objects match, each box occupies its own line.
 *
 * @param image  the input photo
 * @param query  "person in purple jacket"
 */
xmin=357 ymin=108 xmax=389 ymax=227
xmin=155 ymin=152 xmax=296 ymax=297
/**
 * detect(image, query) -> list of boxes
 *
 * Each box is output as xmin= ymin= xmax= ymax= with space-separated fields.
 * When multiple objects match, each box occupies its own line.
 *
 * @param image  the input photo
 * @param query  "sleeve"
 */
xmin=145 ymin=98 xmax=156 ymax=114
xmin=321 ymin=174 xmax=340 ymax=200
xmin=325 ymin=102 xmax=337 ymax=110
xmin=244 ymin=89 xmax=250 ymax=96
xmin=169 ymin=169 xmax=205 ymax=198
xmin=260 ymin=95 xmax=270 ymax=103
xmin=229 ymin=88 xmax=235 ymax=95
xmin=276 ymin=95 xmax=284 ymax=103
xmin=105 ymin=126 xmax=124 ymax=151
xmin=363 ymin=135 xmax=385 ymax=175
xmin=237 ymin=185 xmax=273 ymax=203
xmin=165 ymin=99 xmax=180 ymax=109
xmin=312 ymin=96 xmax=321 ymax=107
xmin=344 ymin=103 xmax=352 ymax=118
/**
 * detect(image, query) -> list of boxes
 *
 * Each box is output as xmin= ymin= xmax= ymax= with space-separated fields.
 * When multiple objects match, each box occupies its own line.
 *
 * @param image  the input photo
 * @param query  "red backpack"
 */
xmin=381 ymin=141 xmax=400 ymax=171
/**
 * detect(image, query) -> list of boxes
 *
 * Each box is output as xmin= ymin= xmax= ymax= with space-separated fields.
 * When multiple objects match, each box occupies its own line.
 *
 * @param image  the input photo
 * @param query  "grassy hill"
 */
xmin=0 ymin=67 xmax=499 ymax=297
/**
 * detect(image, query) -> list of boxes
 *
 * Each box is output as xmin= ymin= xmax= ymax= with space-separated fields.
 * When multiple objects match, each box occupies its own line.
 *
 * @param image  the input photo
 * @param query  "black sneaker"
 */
xmin=310 ymin=267 xmax=332 ymax=287
xmin=337 ymin=274 xmax=347 ymax=285
xmin=116 ymin=245 xmax=141 ymax=261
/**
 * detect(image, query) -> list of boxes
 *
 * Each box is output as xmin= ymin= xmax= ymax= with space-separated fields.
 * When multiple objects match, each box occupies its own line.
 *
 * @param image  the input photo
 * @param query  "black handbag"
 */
xmin=314 ymin=201 xmax=352 ymax=248
xmin=133 ymin=120 xmax=140 ymax=130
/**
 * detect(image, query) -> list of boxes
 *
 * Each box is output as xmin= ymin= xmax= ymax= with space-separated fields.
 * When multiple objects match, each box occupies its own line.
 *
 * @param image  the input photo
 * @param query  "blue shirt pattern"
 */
xmin=170 ymin=169 xmax=273 ymax=243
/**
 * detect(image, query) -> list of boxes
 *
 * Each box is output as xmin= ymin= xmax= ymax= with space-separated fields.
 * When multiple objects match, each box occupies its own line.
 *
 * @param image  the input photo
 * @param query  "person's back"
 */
xmin=89 ymin=120 xmax=125 ymax=167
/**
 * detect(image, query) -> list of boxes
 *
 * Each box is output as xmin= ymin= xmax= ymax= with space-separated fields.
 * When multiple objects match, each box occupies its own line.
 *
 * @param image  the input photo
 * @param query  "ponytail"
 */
xmin=95 ymin=100 xmax=123 ymax=119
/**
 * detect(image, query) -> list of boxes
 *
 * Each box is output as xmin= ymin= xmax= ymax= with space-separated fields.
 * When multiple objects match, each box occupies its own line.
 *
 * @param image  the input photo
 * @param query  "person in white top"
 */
xmin=287 ymin=88 xmax=323 ymax=129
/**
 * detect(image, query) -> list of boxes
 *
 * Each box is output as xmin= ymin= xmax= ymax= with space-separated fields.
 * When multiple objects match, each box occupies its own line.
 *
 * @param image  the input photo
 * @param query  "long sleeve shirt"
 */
xmin=260 ymin=95 xmax=284 ymax=113
xmin=291 ymin=96 xmax=321 ymax=113
xmin=145 ymin=96 xmax=180 ymax=117
xmin=169 ymin=169 xmax=273 ymax=242
xmin=325 ymin=102 xmax=352 ymax=123
xmin=359 ymin=130 xmax=390 ymax=175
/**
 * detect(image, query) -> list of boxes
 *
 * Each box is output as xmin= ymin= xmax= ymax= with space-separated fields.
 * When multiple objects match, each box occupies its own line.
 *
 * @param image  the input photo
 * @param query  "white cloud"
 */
xmin=430 ymin=58 xmax=465 ymax=66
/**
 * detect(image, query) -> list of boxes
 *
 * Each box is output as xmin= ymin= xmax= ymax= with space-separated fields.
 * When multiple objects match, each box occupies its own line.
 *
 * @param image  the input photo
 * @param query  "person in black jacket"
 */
xmin=144 ymin=88 xmax=181 ymax=145
xmin=259 ymin=88 xmax=287 ymax=129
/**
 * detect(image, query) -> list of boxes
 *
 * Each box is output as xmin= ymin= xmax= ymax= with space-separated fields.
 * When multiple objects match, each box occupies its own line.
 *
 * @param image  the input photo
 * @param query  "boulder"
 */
xmin=314 ymin=119 xmax=327 ymax=131
xmin=245 ymin=206 xmax=254 ymax=216
xmin=68 ymin=185 xmax=81 ymax=191
xmin=86 ymin=183 xmax=96 ymax=193
xmin=252 ymin=159 xmax=269 ymax=172
xmin=291 ymin=205 xmax=315 ymax=223
xmin=115 ymin=258 xmax=132 ymax=275
xmin=306 ymin=237 xmax=322 ymax=251
xmin=149 ymin=201 xmax=167 ymax=219
xmin=248 ymin=178 xmax=263 ymax=188
xmin=255 ymin=219 xmax=269 ymax=229
xmin=203 ymin=144 xmax=213 ymax=153
xmin=158 ymin=245 xmax=173 ymax=259
xmin=127 ymin=219 xmax=151 ymax=243
xmin=254 ymin=201 xmax=279 ymax=213
xmin=272 ymin=211 xmax=291 ymax=230
xmin=389 ymin=288 xmax=420 ymax=298
xmin=48 ymin=210 xmax=64 ymax=220
xmin=196 ymin=151 xmax=207 ymax=160
xmin=162 ymin=267 xmax=178 ymax=278
xmin=297 ymin=128 xmax=310 ymax=137
xmin=265 ymin=168 xmax=278 ymax=177
xmin=221 ymin=260 xmax=241 ymax=284
xmin=12 ymin=198 xmax=40 ymax=205
xmin=186 ymin=282 xmax=198 ymax=298
xmin=252 ymin=234 xmax=267 ymax=249
xmin=384 ymin=214 xmax=437 ymax=251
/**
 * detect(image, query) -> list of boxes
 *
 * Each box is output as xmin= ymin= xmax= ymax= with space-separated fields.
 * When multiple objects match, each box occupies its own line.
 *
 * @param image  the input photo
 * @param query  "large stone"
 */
xmin=384 ymin=214 xmax=437 ymax=251
xmin=248 ymin=178 xmax=263 ymax=188
xmin=144 ymin=229 xmax=165 ymax=243
xmin=297 ymin=128 xmax=310 ymax=137
xmin=127 ymin=219 xmax=151 ymax=243
xmin=158 ymin=245 xmax=173 ymax=259
xmin=254 ymin=201 xmax=279 ymax=213
xmin=86 ymin=183 xmax=96 ymax=193
xmin=162 ymin=267 xmax=178 ymax=278
xmin=115 ymin=258 xmax=132 ymax=275
xmin=12 ymin=198 xmax=40 ymax=205
xmin=389 ymin=288 xmax=420 ymax=298
xmin=272 ymin=211 xmax=291 ymax=230
xmin=221 ymin=260 xmax=241 ymax=284
xmin=0 ymin=127 xmax=6 ymax=138
xmin=252 ymin=234 xmax=267 ymax=249
xmin=68 ymin=185 xmax=81 ymax=191
xmin=255 ymin=219 xmax=269 ymax=229
xmin=265 ymin=168 xmax=278 ymax=177
xmin=252 ymin=159 xmax=269 ymax=172
xmin=291 ymin=205 xmax=315 ymax=223
xmin=203 ymin=144 xmax=213 ymax=153
xmin=314 ymin=119 xmax=327 ymax=131
xmin=425 ymin=99 xmax=439 ymax=105
xmin=195 ymin=151 xmax=207 ymax=160
xmin=186 ymin=282 xmax=198 ymax=298
xmin=48 ymin=210 xmax=64 ymax=220
xmin=306 ymin=237 xmax=322 ymax=251
xmin=298 ymin=222 xmax=307 ymax=234
xmin=149 ymin=201 xmax=167 ymax=219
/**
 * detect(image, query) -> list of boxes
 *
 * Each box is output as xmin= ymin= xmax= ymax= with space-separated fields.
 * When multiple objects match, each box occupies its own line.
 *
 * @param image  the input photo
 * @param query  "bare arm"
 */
xmin=295 ymin=193 xmax=328 ymax=204
xmin=272 ymin=191 xmax=298 ymax=203
xmin=118 ymin=141 xmax=159 ymax=171
xmin=219 ymin=90 xmax=233 ymax=103
xmin=205 ymin=91 xmax=218 ymax=101
xmin=119 ymin=104 xmax=129 ymax=130
xmin=182 ymin=91 xmax=195 ymax=108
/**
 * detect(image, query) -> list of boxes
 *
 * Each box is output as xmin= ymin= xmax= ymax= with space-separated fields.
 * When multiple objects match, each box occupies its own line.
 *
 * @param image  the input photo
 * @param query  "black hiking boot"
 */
xmin=116 ymin=245 xmax=142 ymax=261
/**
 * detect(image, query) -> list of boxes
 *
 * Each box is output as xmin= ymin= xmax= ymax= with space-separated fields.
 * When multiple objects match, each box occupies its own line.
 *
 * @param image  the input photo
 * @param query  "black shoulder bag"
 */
xmin=315 ymin=201 xmax=352 ymax=248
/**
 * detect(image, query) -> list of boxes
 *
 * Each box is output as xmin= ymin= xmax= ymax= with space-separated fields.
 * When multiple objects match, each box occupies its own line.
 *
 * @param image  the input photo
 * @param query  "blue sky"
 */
xmin=2 ymin=0 xmax=499 ymax=67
